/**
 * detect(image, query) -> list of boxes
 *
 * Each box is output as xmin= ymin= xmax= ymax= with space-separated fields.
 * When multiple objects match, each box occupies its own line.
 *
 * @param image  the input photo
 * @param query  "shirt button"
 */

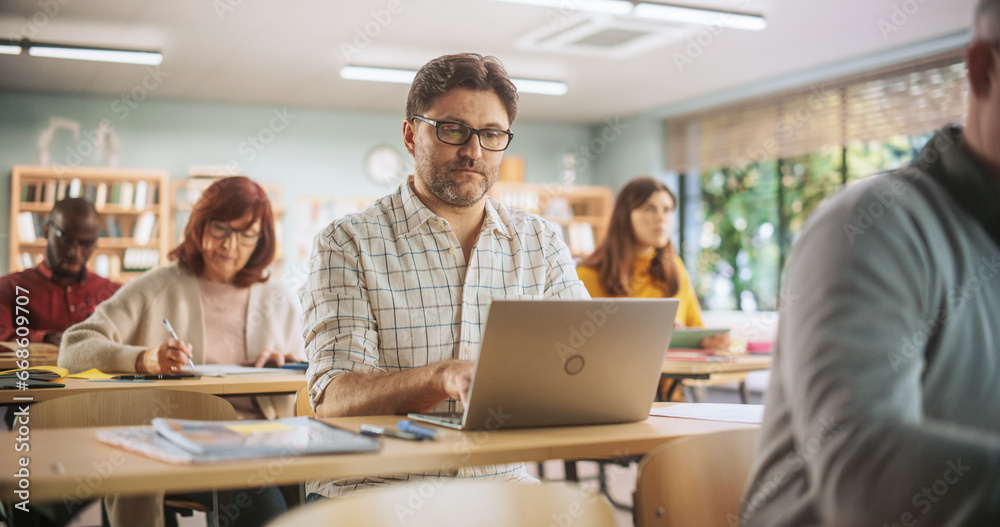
xmin=449 ymin=246 xmax=456 ymax=255
xmin=69 ymin=305 xmax=76 ymax=312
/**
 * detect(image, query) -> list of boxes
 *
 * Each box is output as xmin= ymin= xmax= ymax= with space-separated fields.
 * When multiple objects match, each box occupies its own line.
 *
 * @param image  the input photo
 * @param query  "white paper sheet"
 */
xmin=650 ymin=403 xmax=764 ymax=424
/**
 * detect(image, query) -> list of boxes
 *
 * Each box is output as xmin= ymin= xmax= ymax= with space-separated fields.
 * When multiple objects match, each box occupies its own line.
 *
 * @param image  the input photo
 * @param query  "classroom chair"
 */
xmin=267 ymin=480 xmax=615 ymax=527
xmin=633 ymin=427 xmax=760 ymax=527
xmin=29 ymin=389 xmax=237 ymax=527
xmin=294 ymin=384 xmax=315 ymax=417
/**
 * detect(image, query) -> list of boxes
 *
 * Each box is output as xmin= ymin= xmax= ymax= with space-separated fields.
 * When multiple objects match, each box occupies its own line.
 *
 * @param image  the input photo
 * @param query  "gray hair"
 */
xmin=975 ymin=0 xmax=1000 ymax=40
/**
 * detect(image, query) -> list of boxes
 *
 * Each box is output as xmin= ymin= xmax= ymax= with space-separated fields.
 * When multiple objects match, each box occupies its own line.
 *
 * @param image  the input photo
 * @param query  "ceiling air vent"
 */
xmin=515 ymin=13 xmax=698 ymax=58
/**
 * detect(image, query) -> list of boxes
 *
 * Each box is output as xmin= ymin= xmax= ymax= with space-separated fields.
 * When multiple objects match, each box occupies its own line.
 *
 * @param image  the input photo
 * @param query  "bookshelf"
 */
xmin=168 ymin=177 xmax=285 ymax=271
xmin=9 ymin=165 xmax=170 ymax=283
xmin=488 ymin=182 xmax=614 ymax=258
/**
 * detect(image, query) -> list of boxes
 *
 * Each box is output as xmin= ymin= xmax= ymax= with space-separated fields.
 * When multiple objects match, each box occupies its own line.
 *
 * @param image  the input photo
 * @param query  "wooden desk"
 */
xmin=0 ymin=410 xmax=756 ymax=501
xmin=0 ymin=373 xmax=306 ymax=406
xmin=660 ymin=355 xmax=772 ymax=403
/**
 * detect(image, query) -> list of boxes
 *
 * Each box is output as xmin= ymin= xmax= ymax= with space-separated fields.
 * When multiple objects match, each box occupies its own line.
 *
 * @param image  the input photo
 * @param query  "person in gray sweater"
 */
xmin=740 ymin=3 xmax=1000 ymax=526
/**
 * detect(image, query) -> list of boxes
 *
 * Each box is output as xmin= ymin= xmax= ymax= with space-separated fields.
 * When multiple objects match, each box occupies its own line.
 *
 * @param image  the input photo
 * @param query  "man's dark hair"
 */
xmin=405 ymin=53 xmax=518 ymax=125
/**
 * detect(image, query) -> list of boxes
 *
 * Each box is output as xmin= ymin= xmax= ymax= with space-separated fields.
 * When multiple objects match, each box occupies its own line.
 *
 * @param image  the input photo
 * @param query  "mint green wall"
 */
xmin=0 ymin=91 xmax=594 ymax=276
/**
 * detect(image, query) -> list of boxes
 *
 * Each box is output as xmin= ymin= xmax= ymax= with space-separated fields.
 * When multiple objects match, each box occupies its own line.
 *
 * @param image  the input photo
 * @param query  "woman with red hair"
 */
xmin=60 ymin=176 xmax=301 ymax=526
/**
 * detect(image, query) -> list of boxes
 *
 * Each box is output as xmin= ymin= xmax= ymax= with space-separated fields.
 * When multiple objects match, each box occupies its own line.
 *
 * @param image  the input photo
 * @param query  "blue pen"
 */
xmin=163 ymin=318 xmax=196 ymax=371
xmin=397 ymin=419 xmax=437 ymax=440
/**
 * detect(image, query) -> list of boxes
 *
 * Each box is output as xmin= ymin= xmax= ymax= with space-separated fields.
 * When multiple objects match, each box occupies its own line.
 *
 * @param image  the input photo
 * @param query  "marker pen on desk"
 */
xmin=359 ymin=424 xmax=423 ymax=441
xmin=397 ymin=420 xmax=437 ymax=440
xmin=163 ymin=318 xmax=196 ymax=371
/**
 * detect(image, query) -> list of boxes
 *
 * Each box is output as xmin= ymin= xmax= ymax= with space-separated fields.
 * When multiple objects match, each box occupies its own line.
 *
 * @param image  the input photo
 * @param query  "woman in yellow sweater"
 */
xmin=577 ymin=177 xmax=728 ymax=350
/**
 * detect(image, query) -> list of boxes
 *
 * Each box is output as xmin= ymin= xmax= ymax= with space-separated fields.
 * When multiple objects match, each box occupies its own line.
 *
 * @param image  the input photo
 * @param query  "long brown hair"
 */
xmin=580 ymin=177 xmax=680 ymax=297
xmin=168 ymin=176 xmax=275 ymax=287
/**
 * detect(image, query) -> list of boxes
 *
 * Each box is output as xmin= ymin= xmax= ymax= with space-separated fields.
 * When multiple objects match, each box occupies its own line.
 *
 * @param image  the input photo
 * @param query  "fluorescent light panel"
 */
xmin=340 ymin=66 xmax=568 ymax=96
xmin=29 ymin=44 xmax=162 ymax=65
xmin=0 ymin=44 xmax=21 ymax=55
xmin=632 ymin=2 xmax=767 ymax=30
xmin=493 ymin=0 xmax=632 ymax=15
xmin=491 ymin=0 xmax=766 ymax=31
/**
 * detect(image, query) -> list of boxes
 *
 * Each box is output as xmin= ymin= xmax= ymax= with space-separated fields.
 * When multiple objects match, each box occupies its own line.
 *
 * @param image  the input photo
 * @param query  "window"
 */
xmin=669 ymin=50 xmax=966 ymax=311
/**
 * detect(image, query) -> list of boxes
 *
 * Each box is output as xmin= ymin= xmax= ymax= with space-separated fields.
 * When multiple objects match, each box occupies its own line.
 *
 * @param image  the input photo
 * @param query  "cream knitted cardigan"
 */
xmin=60 ymin=262 xmax=304 ymax=418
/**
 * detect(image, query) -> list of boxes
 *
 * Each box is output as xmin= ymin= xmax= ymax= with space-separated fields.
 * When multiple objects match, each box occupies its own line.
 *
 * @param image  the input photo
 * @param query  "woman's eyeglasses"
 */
xmin=206 ymin=221 xmax=261 ymax=247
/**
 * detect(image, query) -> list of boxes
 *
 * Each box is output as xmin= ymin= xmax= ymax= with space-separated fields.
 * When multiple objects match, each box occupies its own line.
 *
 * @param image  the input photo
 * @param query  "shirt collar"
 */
xmin=36 ymin=260 xmax=88 ymax=284
xmin=396 ymin=175 xmax=511 ymax=239
xmin=920 ymin=126 xmax=1000 ymax=247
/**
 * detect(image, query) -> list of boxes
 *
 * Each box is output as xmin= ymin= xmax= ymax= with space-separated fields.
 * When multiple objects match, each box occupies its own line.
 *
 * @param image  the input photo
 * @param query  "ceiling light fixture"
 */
xmin=632 ymin=2 xmax=767 ymax=31
xmin=491 ymin=0 xmax=766 ymax=31
xmin=340 ymin=66 xmax=569 ymax=96
xmin=0 ymin=39 xmax=163 ymax=65
xmin=493 ymin=0 xmax=633 ymax=16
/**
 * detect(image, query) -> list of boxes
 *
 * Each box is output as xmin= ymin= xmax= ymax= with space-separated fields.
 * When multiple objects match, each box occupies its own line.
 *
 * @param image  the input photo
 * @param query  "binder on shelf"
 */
xmin=83 ymin=184 xmax=98 ymax=203
xmin=109 ymin=183 xmax=121 ymax=205
xmin=68 ymin=178 xmax=82 ymax=198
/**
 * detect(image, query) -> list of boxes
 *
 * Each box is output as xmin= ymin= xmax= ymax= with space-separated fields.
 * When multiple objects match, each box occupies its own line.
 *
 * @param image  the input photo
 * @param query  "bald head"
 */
xmin=976 ymin=0 xmax=1000 ymax=40
xmin=45 ymin=198 xmax=100 ymax=282
xmin=50 ymin=197 xmax=98 ymax=224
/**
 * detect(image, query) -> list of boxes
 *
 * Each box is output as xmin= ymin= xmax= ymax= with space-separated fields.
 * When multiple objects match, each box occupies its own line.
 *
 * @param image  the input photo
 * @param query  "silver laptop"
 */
xmin=407 ymin=298 xmax=679 ymax=430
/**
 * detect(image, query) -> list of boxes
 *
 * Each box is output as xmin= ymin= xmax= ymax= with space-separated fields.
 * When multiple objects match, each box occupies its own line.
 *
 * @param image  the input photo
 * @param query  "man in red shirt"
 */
xmin=0 ymin=198 xmax=121 ymax=345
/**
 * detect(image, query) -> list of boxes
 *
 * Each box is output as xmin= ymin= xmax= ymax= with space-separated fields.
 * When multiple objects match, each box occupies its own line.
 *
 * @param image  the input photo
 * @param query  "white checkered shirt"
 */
xmin=300 ymin=178 xmax=589 ymax=498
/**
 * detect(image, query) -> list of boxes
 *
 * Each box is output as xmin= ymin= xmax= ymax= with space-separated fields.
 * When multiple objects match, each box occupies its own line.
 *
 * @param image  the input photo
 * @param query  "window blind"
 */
xmin=666 ymin=49 xmax=968 ymax=173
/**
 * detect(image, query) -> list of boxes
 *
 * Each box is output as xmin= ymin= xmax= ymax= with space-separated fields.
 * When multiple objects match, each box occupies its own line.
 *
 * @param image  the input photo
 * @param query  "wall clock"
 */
xmin=365 ymin=145 xmax=405 ymax=187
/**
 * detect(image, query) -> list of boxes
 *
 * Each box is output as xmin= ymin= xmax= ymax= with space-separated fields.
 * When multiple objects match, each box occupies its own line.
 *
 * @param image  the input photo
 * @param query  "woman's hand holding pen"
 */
xmin=136 ymin=338 xmax=193 ymax=373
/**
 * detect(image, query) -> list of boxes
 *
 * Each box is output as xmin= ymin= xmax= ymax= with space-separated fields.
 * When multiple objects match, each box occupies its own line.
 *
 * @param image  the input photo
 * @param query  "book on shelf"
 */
xmin=17 ymin=211 xmax=37 ymax=243
xmin=119 ymin=182 xmax=134 ymax=209
xmin=55 ymin=180 xmax=67 ymax=202
xmin=96 ymin=416 xmax=380 ymax=465
xmin=106 ymin=216 xmax=122 ymax=238
xmin=83 ymin=184 xmax=98 ymax=203
xmin=43 ymin=180 xmax=57 ymax=205
xmin=132 ymin=211 xmax=157 ymax=245
xmin=134 ymin=180 xmax=148 ymax=209
xmin=68 ymin=178 xmax=82 ymax=198
xmin=109 ymin=183 xmax=121 ymax=205
xmin=95 ymin=182 xmax=108 ymax=208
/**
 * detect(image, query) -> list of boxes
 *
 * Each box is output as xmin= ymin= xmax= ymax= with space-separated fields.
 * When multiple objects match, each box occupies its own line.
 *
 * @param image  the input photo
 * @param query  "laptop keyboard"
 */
xmin=412 ymin=412 xmax=462 ymax=425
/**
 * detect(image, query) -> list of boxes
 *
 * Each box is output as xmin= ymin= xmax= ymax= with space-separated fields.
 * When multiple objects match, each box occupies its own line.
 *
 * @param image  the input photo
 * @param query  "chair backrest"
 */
xmin=634 ymin=427 xmax=760 ymax=527
xmin=268 ymin=481 xmax=616 ymax=527
xmin=30 ymin=389 xmax=237 ymax=429
xmin=294 ymin=384 xmax=316 ymax=417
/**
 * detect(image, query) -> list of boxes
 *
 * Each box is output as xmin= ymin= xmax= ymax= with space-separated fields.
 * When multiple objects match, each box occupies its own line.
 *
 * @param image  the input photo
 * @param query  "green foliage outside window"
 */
xmin=694 ymin=133 xmax=932 ymax=311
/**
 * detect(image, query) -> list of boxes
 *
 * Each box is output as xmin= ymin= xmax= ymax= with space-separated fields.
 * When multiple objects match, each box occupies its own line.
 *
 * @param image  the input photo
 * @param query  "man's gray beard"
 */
xmin=426 ymin=170 xmax=497 ymax=208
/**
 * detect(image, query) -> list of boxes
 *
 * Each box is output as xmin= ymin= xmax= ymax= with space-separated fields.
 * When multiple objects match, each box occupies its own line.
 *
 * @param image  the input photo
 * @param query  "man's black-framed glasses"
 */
xmin=411 ymin=116 xmax=513 ymax=151
xmin=46 ymin=221 xmax=97 ymax=252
